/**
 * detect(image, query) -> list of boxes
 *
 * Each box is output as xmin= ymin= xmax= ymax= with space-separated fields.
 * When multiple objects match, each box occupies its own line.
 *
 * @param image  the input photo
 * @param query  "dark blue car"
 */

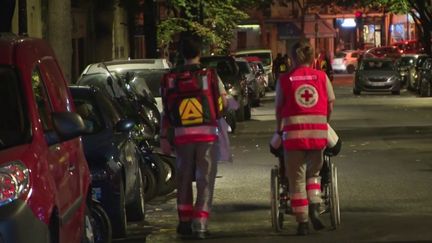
xmin=69 ymin=86 xmax=145 ymax=238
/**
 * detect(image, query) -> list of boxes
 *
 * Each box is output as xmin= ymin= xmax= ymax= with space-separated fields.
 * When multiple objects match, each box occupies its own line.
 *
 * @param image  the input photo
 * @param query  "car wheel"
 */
xmin=141 ymin=162 xmax=158 ymax=202
xmin=110 ymin=179 xmax=127 ymax=238
xmin=353 ymin=88 xmax=361 ymax=95
xmin=126 ymin=168 xmax=145 ymax=222
xmin=91 ymin=202 xmax=112 ymax=243
xmin=347 ymin=65 xmax=355 ymax=74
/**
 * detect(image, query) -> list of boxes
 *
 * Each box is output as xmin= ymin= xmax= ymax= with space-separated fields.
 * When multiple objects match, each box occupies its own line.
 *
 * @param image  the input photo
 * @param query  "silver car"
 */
xmin=353 ymin=58 xmax=401 ymax=95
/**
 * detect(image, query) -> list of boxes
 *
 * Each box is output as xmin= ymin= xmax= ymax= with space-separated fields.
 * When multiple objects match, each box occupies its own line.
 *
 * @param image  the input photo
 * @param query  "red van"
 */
xmin=0 ymin=33 xmax=92 ymax=242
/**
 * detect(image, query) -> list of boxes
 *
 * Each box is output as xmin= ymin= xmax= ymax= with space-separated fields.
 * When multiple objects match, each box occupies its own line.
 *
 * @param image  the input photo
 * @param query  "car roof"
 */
xmin=104 ymin=58 xmax=171 ymax=70
xmin=235 ymin=49 xmax=272 ymax=55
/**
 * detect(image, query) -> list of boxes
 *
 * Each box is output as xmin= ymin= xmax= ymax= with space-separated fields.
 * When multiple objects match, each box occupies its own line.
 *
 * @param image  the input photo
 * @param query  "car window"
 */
xmin=0 ymin=67 xmax=31 ymax=150
xmin=32 ymin=68 xmax=54 ymax=132
xmin=74 ymin=99 xmax=104 ymax=134
xmin=361 ymin=60 xmax=394 ymax=71
xmin=398 ymin=56 xmax=416 ymax=66
xmin=335 ymin=52 xmax=347 ymax=58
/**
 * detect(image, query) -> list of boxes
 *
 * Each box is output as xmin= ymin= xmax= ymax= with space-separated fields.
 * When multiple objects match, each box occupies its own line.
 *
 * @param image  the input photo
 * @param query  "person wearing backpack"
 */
xmin=160 ymin=37 xmax=227 ymax=240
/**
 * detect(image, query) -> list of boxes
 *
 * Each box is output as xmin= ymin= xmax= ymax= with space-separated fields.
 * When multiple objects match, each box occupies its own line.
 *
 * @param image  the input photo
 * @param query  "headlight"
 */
xmin=0 ymin=161 xmax=30 ymax=206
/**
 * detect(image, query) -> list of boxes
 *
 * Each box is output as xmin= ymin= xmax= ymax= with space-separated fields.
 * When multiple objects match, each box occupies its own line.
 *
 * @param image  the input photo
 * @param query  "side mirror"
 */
xmin=115 ymin=118 xmax=136 ymax=133
xmin=46 ymin=112 xmax=86 ymax=145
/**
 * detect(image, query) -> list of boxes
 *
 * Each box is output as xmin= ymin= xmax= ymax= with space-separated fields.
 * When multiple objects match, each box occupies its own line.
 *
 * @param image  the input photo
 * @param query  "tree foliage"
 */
xmin=157 ymin=0 xmax=248 ymax=55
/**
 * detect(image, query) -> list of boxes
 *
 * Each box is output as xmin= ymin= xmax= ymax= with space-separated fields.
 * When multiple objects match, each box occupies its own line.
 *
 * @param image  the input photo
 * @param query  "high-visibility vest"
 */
xmin=279 ymin=66 xmax=328 ymax=150
xmin=161 ymin=64 xmax=222 ymax=144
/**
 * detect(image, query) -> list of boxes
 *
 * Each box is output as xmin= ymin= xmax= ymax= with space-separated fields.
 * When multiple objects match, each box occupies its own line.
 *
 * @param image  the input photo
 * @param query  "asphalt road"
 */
xmin=117 ymin=74 xmax=432 ymax=243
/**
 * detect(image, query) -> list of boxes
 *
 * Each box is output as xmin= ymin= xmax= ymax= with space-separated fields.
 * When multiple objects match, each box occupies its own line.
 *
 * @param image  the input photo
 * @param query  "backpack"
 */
xmin=161 ymin=65 xmax=222 ymax=127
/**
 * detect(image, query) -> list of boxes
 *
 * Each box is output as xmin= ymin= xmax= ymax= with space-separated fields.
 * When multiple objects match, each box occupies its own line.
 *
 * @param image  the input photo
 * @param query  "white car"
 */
xmin=103 ymin=58 xmax=172 ymax=112
xmin=332 ymin=50 xmax=362 ymax=74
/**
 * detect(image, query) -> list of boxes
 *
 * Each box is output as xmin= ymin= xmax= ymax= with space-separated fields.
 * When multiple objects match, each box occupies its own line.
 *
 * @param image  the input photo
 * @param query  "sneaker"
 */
xmin=176 ymin=221 xmax=192 ymax=237
xmin=296 ymin=222 xmax=309 ymax=236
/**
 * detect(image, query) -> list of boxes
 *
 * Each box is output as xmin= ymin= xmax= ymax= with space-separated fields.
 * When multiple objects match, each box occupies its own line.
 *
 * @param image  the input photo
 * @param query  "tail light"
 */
xmin=0 ymin=161 xmax=30 ymax=206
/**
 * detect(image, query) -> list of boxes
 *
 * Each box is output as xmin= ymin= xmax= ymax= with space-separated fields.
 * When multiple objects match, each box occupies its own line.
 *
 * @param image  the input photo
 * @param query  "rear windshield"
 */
xmin=0 ymin=67 xmax=31 ymax=150
xmin=200 ymin=57 xmax=237 ymax=76
xmin=360 ymin=60 xmax=395 ymax=71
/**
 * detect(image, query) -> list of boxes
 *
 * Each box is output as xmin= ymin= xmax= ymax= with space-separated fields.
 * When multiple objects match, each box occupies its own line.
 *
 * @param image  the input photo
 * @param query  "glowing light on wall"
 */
xmin=341 ymin=18 xmax=356 ymax=28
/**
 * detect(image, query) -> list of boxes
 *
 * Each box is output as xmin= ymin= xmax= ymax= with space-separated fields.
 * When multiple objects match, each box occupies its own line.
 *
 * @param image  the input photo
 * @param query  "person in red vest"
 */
xmin=160 ymin=37 xmax=227 ymax=240
xmin=313 ymin=49 xmax=334 ymax=82
xmin=275 ymin=39 xmax=335 ymax=235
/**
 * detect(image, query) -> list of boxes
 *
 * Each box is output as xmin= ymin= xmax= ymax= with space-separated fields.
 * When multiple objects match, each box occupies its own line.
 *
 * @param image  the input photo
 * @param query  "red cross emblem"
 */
xmin=295 ymin=84 xmax=318 ymax=108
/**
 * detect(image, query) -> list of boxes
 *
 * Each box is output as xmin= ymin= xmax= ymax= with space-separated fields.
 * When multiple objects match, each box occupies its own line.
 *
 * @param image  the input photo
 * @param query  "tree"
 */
xmin=157 ymin=0 xmax=248 ymax=57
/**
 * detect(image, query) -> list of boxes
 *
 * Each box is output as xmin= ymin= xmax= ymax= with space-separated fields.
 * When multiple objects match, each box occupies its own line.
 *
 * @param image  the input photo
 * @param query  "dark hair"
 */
xmin=291 ymin=39 xmax=314 ymax=65
xmin=181 ymin=37 xmax=201 ymax=59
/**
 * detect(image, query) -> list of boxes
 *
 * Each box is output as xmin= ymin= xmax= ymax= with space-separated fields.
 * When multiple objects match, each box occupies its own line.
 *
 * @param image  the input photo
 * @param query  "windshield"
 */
xmin=398 ymin=56 xmax=416 ymax=67
xmin=360 ymin=60 xmax=395 ymax=71
xmin=0 ymin=66 xmax=31 ymax=150
xmin=236 ymin=52 xmax=272 ymax=66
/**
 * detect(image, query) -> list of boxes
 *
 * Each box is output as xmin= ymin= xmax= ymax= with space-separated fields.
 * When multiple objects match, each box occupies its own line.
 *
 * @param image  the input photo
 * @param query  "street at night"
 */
xmin=116 ymin=74 xmax=432 ymax=242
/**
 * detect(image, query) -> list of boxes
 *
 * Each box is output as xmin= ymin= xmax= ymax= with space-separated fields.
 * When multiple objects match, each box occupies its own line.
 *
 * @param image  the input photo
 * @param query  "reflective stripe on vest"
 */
xmin=174 ymin=125 xmax=218 ymax=145
xmin=282 ymin=115 xmax=327 ymax=150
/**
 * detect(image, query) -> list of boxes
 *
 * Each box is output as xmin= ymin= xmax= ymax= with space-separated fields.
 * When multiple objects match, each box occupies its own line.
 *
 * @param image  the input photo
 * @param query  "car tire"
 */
xmin=141 ymin=162 xmax=158 ymax=202
xmin=353 ymin=88 xmax=361 ymax=95
xmin=91 ymin=202 xmax=112 ymax=243
xmin=110 ymin=179 xmax=127 ymax=238
xmin=126 ymin=168 xmax=145 ymax=222
xmin=347 ymin=65 xmax=355 ymax=74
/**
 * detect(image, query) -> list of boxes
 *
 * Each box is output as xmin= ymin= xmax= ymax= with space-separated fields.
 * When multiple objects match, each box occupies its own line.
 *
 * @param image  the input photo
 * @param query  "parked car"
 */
xmin=353 ymin=58 xmax=401 ymax=95
xmin=332 ymin=50 xmax=363 ymax=74
xmin=392 ymin=40 xmax=424 ymax=54
xmin=200 ymin=55 xmax=251 ymax=121
xmin=102 ymin=58 xmax=172 ymax=112
xmin=395 ymin=54 xmax=427 ymax=89
xmin=76 ymin=63 xmax=174 ymax=202
xmin=417 ymin=57 xmax=432 ymax=97
xmin=363 ymin=46 xmax=401 ymax=60
xmin=236 ymin=57 xmax=261 ymax=106
xmin=235 ymin=49 xmax=275 ymax=89
xmin=0 ymin=34 xmax=94 ymax=243
xmin=70 ymin=86 xmax=146 ymax=238
xmin=411 ymin=55 xmax=430 ymax=92
xmin=77 ymin=63 xmax=160 ymax=141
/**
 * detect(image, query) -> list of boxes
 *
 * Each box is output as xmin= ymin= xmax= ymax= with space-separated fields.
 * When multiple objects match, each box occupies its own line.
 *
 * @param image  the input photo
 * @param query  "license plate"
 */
xmin=370 ymin=82 xmax=385 ymax=86
xmin=92 ymin=187 xmax=102 ymax=200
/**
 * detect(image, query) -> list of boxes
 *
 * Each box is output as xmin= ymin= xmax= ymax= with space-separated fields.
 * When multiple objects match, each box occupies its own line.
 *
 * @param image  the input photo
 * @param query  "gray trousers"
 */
xmin=284 ymin=149 xmax=324 ymax=222
xmin=175 ymin=142 xmax=217 ymax=231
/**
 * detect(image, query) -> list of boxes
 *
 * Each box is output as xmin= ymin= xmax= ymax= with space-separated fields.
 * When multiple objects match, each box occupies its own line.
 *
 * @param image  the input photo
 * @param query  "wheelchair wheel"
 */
xmin=270 ymin=166 xmax=283 ymax=232
xmin=329 ymin=161 xmax=341 ymax=228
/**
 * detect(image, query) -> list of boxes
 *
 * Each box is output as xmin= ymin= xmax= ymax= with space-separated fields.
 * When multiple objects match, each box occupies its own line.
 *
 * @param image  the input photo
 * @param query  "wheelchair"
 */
xmin=269 ymin=140 xmax=341 ymax=232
